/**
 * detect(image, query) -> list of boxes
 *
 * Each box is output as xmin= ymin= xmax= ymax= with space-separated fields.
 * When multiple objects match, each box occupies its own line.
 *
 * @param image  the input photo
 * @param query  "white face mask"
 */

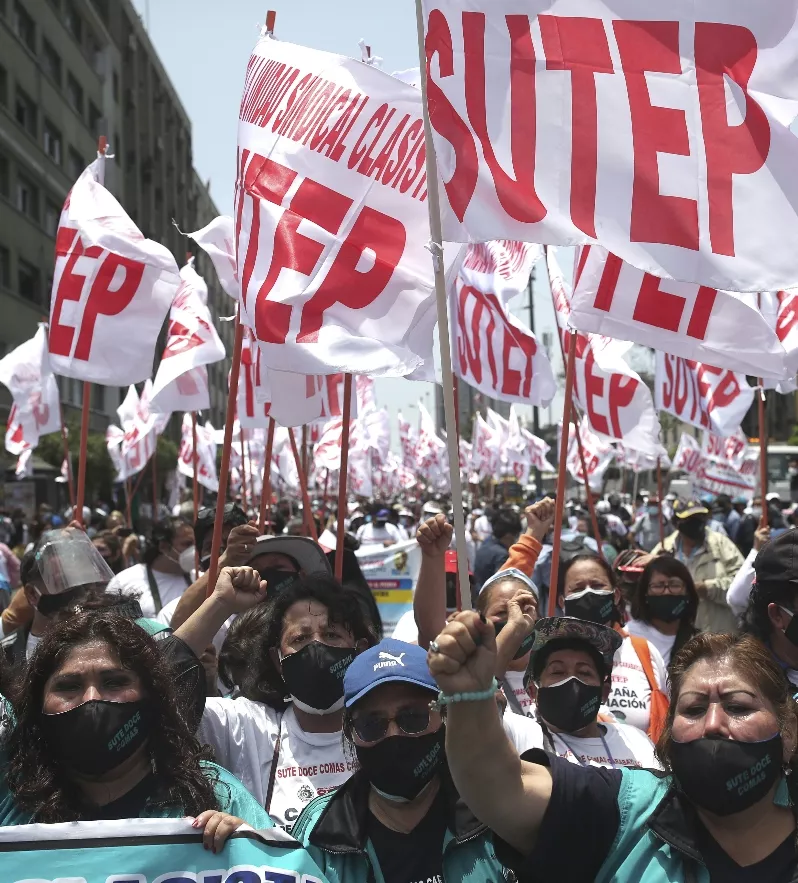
xmin=177 ymin=546 xmax=196 ymax=574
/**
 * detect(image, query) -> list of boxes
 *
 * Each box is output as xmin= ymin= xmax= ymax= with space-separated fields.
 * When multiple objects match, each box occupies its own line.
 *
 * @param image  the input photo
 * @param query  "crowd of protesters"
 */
xmin=0 ymin=481 xmax=796 ymax=879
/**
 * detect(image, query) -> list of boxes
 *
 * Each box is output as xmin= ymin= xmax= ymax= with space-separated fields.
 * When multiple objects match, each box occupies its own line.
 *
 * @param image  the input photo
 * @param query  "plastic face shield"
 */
xmin=35 ymin=528 xmax=115 ymax=597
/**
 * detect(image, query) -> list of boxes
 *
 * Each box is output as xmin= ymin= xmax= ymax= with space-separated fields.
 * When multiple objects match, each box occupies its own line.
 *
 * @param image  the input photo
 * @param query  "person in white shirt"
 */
xmin=174 ymin=564 xmax=377 ymax=832
xmin=500 ymin=615 xmax=661 ymax=770
xmin=356 ymin=510 xmax=403 ymax=547
xmin=107 ymin=518 xmax=195 ymax=618
xmin=625 ymin=557 xmax=699 ymax=667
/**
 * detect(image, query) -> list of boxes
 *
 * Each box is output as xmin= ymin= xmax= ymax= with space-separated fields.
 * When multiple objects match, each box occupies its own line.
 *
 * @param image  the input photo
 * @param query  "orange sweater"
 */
xmin=500 ymin=534 xmax=543 ymax=578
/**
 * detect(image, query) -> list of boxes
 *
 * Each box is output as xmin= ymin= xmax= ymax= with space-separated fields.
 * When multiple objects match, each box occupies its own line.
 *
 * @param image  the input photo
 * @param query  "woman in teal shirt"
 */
xmin=0 ymin=609 xmax=271 ymax=848
xmin=429 ymin=615 xmax=798 ymax=882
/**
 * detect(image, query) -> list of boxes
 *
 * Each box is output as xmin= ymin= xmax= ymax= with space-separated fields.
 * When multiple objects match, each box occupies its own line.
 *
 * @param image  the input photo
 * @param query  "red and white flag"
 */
xmin=760 ymin=291 xmax=798 ymax=393
xmin=150 ymin=259 xmax=226 ymax=414
xmin=471 ymin=413 xmax=501 ymax=477
xmin=267 ymin=371 xmax=353 ymax=428
xmin=654 ymin=351 xmax=754 ymax=437
xmin=450 ymin=241 xmax=555 ymax=406
xmin=0 ymin=325 xmax=61 ymax=454
xmin=564 ymin=418 xmax=615 ymax=493
xmin=569 ymin=246 xmax=794 ymax=378
xmin=673 ymin=433 xmax=759 ymax=498
xmin=15 ymin=449 xmax=32 ymax=480
xmin=549 ymin=248 xmax=665 ymax=457
xmin=422 ymin=0 xmax=798 ymax=293
xmin=700 ymin=430 xmax=750 ymax=472
xmin=113 ymin=381 xmax=168 ymax=481
xmin=237 ymin=330 xmax=272 ymax=429
xmin=189 ymin=216 xmax=240 ymax=301
xmin=416 ymin=403 xmax=446 ymax=481
xmin=398 ymin=412 xmax=417 ymax=470
xmin=177 ymin=413 xmax=219 ymax=492
xmin=48 ymin=156 xmax=179 ymax=385
xmin=236 ymin=36 xmax=436 ymax=377
xmin=524 ymin=428 xmax=555 ymax=474
xmin=615 ymin=445 xmax=672 ymax=474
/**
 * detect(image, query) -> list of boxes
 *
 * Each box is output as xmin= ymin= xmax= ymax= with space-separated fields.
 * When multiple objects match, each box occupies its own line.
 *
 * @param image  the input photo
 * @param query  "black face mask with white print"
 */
xmin=563 ymin=588 xmax=615 ymax=626
xmin=355 ymin=729 xmax=445 ymax=801
xmin=280 ymin=642 xmax=355 ymax=714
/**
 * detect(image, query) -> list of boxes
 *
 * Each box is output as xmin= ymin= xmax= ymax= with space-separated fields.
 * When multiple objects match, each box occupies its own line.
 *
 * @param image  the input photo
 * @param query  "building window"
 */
xmin=42 ymin=40 xmax=62 ymax=85
xmin=0 ymin=153 xmax=7 ymax=198
xmin=43 ymin=120 xmax=62 ymax=165
xmin=0 ymin=64 xmax=7 ymax=107
xmin=88 ymin=102 xmax=102 ymax=137
xmin=13 ymin=1 xmax=35 ymax=52
xmin=16 ymin=174 xmax=39 ymax=222
xmin=92 ymin=385 xmax=104 ymax=410
xmin=64 ymin=1 xmax=82 ymax=43
xmin=44 ymin=200 xmax=60 ymax=237
xmin=68 ymin=147 xmax=83 ymax=179
xmin=18 ymin=258 xmax=41 ymax=303
xmin=66 ymin=74 xmax=83 ymax=116
xmin=15 ymin=88 xmax=37 ymax=138
xmin=112 ymin=71 xmax=119 ymax=102
xmin=0 ymin=245 xmax=9 ymax=289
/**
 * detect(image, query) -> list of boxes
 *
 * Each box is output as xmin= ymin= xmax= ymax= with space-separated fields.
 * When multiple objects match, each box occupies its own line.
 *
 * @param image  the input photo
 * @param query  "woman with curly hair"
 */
xmin=0 ymin=590 xmax=271 ymax=849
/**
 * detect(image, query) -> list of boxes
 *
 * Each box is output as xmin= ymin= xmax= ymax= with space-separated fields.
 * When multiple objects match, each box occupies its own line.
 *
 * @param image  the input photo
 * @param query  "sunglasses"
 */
xmin=351 ymin=707 xmax=432 ymax=743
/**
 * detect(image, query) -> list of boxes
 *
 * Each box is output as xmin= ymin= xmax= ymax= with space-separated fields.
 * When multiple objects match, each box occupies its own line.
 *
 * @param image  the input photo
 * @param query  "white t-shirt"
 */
xmin=605 ymin=636 xmax=668 ymax=733
xmin=356 ymin=523 xmax=403 ymax=546
xmin=473 ymin=515 xmax=492 ymax=543
xmin=198 ymin=699 xmax=354 ymax=832
xmin=25 ymin=632 xmax=41 ymax=659
xmin=503 ymin=711 xmax=661 ymax=770
xmin=502 ymin=669 xmax=534 ymax=717
xmin=107 ymin=563 xmax=190 ymax=619
xmin=626 ymin=618 xmax=678 ymax=667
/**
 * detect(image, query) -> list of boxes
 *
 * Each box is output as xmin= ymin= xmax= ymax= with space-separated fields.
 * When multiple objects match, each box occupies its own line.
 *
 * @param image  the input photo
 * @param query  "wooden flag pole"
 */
xmin=289 ymin=427 xmax=319 ymax=542
xmin=414 ymin=0 xmax=471 ymax=602
xmin=335 ymin=375 xmax=353 ymax=582
xmin=259 ymin=417 xmax=275 ymax=533
xmin=151 ymin=445 xmax=158 ymax=522
xmin=206 ymin=313 xmax=245 ymax=597
xmin=656 ymin=457 xmax=666 ymax=543
xmin=758 ymin=383 xmax=769 ymax=528
xmin=192 ymin=412 xmax=200 ymax=574
xmin=240 ymin=430 xmax=249 ymax=513
xmin=549 ymin=332 xmax=578 ymax=616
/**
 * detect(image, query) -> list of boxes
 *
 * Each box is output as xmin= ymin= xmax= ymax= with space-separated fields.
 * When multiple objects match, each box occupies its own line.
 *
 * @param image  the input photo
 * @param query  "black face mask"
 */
xmin=36 ymin=587 xmax=84 ymax=617
xmin=537 ymin=677 xmax=602 ymax=733
xmin=40 ymin=700 xmax=153 ymax=777
xmin=563 ymin=589 xmax=615 ymax=625
xmin=669 ymin=734 xmax=783 ymax=816
xmin=676 ymin=519 xmax=706 ymax=543
xmin=281 ymin=642 xmax=355 ymax=714
xmin=646 ymin=595 xmax=689 ymax=623
xmin=259 ymin=569 xmax=299 ymax=596
xmin=355 ymin=729 xmax=445 ymax=801
xmin=494 ymin=620 xmax=536 ymax=660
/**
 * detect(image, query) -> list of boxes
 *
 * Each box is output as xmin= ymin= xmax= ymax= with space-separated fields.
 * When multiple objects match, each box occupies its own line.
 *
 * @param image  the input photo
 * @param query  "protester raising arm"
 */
xmin=413 ymin=514 xmax=453 ymax=649
xmin=500 ymin=499 xmax=556 ymax=578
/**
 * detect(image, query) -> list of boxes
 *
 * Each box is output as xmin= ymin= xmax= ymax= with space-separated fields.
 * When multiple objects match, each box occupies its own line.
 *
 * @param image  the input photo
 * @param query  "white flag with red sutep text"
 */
xmin=654 ymin=351 xmax=755 ymax=437
xmin=549 ymin=248 xmax=666 ymax=458
xmin=569 ymin=246 xmax=794 ymax=379
xmin=189 ymin=216 xmax=240 ymax=300
xmin=564 ymin=418 xmax=615 ymax=493
xmin=236 ymin=36 xmax=437 ymax=377
xmin=759 ymin=291 xmax=798 ymax=393
xmin=471 ymin=413 xmax=501 ymax=478
xmin=450 ymin=241 xmax=555 ymax=407
xmin=398 ymin=412 xmax=417 ymax=470
xmin=700 ymin=430 xmax=750 ymax=472
xmin=177 ymin=413 xmax=219 ymax=493
xmin=114 ymin=381 xmax=168 ymax=481
xmin=416 ymin=403 xmax=446 ymax=480
xmin=150 ymin=259 xmax=226 ymax=414
xmin=523 ymin=428 xmax=555 ymax=474
xmin=48 ymin=157 xmax=179 ymax=385
xmin=237 ymin=330 xmax=272 ymax=429
xmin=421 ymin=0 xmax=798 ymax=294
xmin=266 ymin=371 xmax=353 ymax=428
xmin=673 ymin=433 xmax=759 ymax=498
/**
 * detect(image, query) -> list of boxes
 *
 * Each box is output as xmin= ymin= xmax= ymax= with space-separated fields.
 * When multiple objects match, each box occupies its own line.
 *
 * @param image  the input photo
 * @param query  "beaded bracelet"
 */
xmin=432 ymin=678 xmax=500 ymax=709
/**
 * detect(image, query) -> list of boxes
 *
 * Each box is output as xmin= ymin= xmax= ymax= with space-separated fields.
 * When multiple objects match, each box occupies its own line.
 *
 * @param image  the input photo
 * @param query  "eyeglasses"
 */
xmin=648 ymin=579 xmax=686 ymax=595
xmin=351 ymin=707 xmax=432 ymax=743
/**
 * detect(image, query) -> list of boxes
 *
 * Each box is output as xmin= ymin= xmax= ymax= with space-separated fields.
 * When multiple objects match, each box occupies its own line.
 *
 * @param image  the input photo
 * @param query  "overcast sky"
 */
xmin=129 ymin=0 xmax=568 ymax=446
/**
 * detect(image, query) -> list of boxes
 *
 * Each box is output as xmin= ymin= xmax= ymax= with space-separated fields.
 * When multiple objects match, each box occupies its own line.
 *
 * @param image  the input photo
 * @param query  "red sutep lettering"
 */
xmin=776 ymin=293 xmax=798 ymax=343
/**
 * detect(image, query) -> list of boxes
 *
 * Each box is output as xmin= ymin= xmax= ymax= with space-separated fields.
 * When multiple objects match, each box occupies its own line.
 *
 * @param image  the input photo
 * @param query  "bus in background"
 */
xmin=747 ymin=444 xmax=798 ymax=502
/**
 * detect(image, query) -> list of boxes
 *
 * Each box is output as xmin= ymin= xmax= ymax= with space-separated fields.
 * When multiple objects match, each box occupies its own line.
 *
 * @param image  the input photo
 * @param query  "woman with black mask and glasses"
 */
xmin=292 ymin=638 xmax=506 ymax=883
xmin=626 ymin=557 xmax=699 ymax=666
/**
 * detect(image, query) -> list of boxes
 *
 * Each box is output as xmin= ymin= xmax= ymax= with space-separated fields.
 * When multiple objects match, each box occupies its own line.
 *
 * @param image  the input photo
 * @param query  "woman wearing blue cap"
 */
xmin=292 ymin=638 xmax=505 ymax=883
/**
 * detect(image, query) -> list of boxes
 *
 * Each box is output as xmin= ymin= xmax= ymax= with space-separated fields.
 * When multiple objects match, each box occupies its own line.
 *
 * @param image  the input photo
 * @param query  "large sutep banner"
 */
xmin=0 ymin=818 xmax=325 ymax=883
xmin=235 ymin=36 xmax=437 ymax=377
xmin=421 ymin=0 xmax=798 ymax=292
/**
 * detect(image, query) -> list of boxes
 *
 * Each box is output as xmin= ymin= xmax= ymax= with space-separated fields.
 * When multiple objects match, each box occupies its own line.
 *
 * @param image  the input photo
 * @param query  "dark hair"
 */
xmin=233 ymin=575 xmax=378 ymax=709
xmin=6 ymin=612 xmax=220 ymax=822
xmin=93 ymin=531 xmax=124 ymax=573
xmin=193 ymin=504 xmax=248 ymax=556
xmin=324 ymin=546 xmax=383 ymax=641
xmin=742 ymin=579 xmax=798 ymax=644
xmin=144 ymin=518 xmax=191 ymax=566
xmin=557 ymin=554 xmax=622 ymax=624
xmin=656 ymin=633 xmax=798 ymax=802
xmin=530 ymin=637 xmax=609 ymax=683
xmin=20 ymin=544 xmax=43 ymax=589
xmin=490 ymin=509 xmax=523 ymax=541
xmin=218 ymin=605 xmax=274 ymax=701
xmin=631 ymin=557 xmax=699 ymax=656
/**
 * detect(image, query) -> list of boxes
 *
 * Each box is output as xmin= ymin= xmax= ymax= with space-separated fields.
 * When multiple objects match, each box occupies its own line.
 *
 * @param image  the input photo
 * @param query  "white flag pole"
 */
xmin=414 ymin=0 xmax=471 ymax=605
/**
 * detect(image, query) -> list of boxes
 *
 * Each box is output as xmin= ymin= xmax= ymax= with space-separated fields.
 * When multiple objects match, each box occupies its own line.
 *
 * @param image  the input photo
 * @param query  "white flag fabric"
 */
xmin=471 ymin=413 xmax=501 ymax=477
xmin=236 ymin=36 xmax=437 ymax=377
xmin=0 ymin=326 xmax=61 ymax=454
xmin=416 ymin=403 xmax=446 ymax=481
xmin=523 ymin=428 xmax=555 ymax=474
xmin=565 ymin=418 xmax=615 ymax=493
xmin=450 ymin=241 xmax=555 ymax=406
xmin=421 ymin=0 xmax=798 ymax=293
xmin=549 ymin=248 xmax=665 ymax=457
xmin=15 ymin=449 xmax=32 ymax=480
xmin=188 ymin=216 xmax=240 ymax=300
xmin=569 ymin=246 xmax=794 ymax=378
xmin=614 ymin=444 xmax=672 ymax=475
xmin=150 ymin=259 xmax=226 ymax=414
xmin=654 ymin=351 xmax=755 ymax=437
xmin=398 ymin=412 xmax=417 ymax=470
xmin=177 ymin=413 xmax=219 ymax=492
xmin=673 ymin=433 xmax=759 ymax=498
xmin=114 ymin=381 xmax=167 ymax=481
xmin=48 ymin=157 xmax=179 ymax=385
xmin=238 ymin=331 xmax=272 ymax=429
xmin=267 ymin=371 xmax=352 ymax=428
xmin=700 ymin=430 xmax=750 ymax=472
xmin=760 ymin=291 xmax=798 ymax=393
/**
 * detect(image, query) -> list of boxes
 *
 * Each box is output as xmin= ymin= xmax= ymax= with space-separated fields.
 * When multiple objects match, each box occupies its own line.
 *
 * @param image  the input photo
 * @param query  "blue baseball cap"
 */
xmin=344 ymin=638 xmax=438 ymax=707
